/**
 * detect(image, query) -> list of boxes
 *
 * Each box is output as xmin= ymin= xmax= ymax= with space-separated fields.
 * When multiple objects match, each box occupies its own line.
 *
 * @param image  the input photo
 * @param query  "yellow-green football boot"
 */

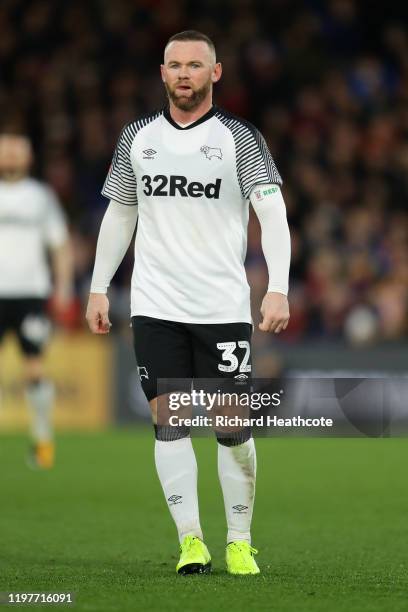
xmin=226 ymin=541 xmax=260 ymax=575
xmin=176 ymin=535 xmax=211 ymax=575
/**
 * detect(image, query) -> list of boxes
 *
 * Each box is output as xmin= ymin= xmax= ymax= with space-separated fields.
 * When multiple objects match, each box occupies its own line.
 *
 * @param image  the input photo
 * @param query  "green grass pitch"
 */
xmin=0 ymin=430 xmax=407 ymax=611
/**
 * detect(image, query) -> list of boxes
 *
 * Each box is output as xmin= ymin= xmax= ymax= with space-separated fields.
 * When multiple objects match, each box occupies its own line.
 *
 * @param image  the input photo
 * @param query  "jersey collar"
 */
xmin=163 ymin=105 xmax=216 ymax=130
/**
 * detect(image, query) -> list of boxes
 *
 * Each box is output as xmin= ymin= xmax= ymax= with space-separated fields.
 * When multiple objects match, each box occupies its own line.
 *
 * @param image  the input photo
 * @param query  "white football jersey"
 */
xmin=102 ymin=106 xmax=282 ymax=324
xmin=0 ymin=177 xmax=68 ymax=297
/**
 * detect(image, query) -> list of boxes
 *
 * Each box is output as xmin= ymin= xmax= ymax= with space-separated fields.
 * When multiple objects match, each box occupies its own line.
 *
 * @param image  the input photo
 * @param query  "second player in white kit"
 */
xmin=0 ymin=134 xmax=73 ymax=469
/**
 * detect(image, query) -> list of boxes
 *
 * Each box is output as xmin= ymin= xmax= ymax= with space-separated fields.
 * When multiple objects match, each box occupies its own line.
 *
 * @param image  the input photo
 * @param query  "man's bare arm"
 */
xmin=50 ymin=239 xmax=74 ymax=310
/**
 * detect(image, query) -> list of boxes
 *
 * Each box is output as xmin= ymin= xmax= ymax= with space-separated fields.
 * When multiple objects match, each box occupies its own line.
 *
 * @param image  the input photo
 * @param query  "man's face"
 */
xmin=0 ymin=135 xmax=32 ymax=181
xmin=161 ymin=41 xmax=221 ymax=112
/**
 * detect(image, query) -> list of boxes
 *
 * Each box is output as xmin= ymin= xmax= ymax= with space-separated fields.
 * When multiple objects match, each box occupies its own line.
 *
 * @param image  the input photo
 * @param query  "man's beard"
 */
xmin=165 ymin=80 xmax=211 ymax=111
xmin=0 ymin=169 xmax=25 ymax=181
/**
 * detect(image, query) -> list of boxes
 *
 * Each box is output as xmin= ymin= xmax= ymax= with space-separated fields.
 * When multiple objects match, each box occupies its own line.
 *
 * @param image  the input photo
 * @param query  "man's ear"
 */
xmin=160 ymin=64 xmax=166 ymax=83
xmin=211 ymin=62 xmax=222 ymax=83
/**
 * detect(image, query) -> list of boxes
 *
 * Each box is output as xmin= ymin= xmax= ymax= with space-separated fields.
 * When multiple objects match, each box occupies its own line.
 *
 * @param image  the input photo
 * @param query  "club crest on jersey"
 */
xmin=200 ymin=145 xmax=222 ymax=160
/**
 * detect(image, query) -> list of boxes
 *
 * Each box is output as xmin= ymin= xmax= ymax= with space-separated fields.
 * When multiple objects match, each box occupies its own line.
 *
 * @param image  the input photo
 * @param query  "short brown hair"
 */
xmin=165 ymin=30 xmax=216 ymax=61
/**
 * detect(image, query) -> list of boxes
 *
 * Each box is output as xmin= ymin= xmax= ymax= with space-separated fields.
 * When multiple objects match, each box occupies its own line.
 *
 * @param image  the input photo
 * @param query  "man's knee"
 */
xmin=215 ymin=426 xmax=252 ymax=446
xmin=150 ymin=396 xmax=190 ymax=441
xmin=24 ymin=356 xmax=45 ymax=384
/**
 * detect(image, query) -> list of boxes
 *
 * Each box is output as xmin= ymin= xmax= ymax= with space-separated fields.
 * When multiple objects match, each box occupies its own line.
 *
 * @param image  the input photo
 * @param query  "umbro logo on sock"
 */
xmin=232 ymin=504 xmax=248 ymax=513
xmin=168 ymin=495 xmax=183 ymax=505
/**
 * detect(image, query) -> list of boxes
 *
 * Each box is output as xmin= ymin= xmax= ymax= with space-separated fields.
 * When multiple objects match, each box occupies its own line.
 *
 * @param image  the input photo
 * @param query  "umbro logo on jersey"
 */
xmin=200 ymin=145 xmax=222 ymax=160
xmin=141 ymin=175 xmax=221 ymax=199
xmin=142 ymin=149 xmax=157 ymax=159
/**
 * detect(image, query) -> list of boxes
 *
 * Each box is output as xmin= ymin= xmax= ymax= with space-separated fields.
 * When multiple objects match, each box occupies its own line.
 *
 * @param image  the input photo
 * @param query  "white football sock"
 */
xmin=218 ymin=438 xmax=257 ymax=543
xmin=154 ymin=437 xmax=203 ymax=543
xmin=26 ymin=380 xmax=55 ymax=443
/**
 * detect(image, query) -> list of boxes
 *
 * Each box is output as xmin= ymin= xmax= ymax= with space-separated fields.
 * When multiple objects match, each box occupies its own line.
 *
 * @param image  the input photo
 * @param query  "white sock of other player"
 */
xmin=26 ymin=379 xmax=55 ymax=443
xmin=218 ymin=437 xmax=257 ymax=543
xmin=154 ymin=437 xmax=203 ymax=543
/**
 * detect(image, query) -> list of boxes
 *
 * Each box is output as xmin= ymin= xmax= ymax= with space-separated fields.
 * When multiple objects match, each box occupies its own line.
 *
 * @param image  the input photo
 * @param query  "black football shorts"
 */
xmin=0 ymin=298 xmax=51 ymax=356
xmin=131 ymin=315 xmax=252 ymax=401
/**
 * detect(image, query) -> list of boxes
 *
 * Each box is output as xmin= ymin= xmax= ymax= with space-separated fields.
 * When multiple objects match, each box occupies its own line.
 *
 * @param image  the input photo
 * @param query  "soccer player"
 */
xmin=0 ymin=134 xmax=73 ymax=469
xmin=86 ymin=30 xmax=290 ymax=575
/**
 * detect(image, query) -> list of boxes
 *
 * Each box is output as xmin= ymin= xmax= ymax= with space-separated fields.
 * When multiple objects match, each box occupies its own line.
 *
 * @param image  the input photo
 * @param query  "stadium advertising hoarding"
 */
xmin=0 ymin=333 xmax=111 ymax=431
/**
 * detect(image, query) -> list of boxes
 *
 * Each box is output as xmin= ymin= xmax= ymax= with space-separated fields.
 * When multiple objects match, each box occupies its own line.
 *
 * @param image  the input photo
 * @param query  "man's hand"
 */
xmin=86 ymin=293 xmax=111 ymax=334
xmin=259 ymin=292 xmax=290 ymax=333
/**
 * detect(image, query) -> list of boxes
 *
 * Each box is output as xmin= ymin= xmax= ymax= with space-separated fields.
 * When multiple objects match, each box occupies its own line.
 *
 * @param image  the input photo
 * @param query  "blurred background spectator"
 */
xmin=1 ymin=0 xmax=407 ymax=350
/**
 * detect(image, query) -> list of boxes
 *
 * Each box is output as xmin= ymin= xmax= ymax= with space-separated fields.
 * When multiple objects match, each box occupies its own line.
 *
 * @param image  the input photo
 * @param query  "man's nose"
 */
xmin=178 ymin=65 xmax=190 ymax=79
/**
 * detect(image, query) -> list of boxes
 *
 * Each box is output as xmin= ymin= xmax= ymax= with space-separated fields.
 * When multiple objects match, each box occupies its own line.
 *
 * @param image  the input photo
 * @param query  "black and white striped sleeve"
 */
xmin=235 ymin=126 xmax=282 ymax=199
xmin=102 ymin=123 xmax=138 ymax=206
xmin=215 ymin=109 xmax=282 ymax=199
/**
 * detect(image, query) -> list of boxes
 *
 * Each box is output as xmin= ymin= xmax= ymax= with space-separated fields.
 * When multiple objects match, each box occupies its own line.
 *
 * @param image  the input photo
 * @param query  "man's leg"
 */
xmin=17 ymin=299 xmax=54 ymax=468
xmin=191 ymin=322 xmax=260 ymax=573
xmin=216 ymin=428 xmax=257 ymax=544
xmin=24 ymin=355 xmax=54 ymax=446
xmin=217 ymin=431 xmax=260 ymax=574
xmin=152 ymin=397 xmax=203 ymax=543
xmin=132 ymin=316 xmax=210 ymax=573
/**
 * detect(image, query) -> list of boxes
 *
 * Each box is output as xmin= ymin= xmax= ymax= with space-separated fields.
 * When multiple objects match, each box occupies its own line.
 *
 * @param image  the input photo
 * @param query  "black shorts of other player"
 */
xmin=0 ymin=298 xmax=51 ymax=356
xmin=132 ymin=316 xmax=252 ymax=401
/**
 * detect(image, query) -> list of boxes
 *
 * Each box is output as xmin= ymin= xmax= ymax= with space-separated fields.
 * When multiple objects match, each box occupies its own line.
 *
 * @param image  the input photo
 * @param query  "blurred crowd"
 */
xmin=1 ymin=0 xmax=407 ymax=345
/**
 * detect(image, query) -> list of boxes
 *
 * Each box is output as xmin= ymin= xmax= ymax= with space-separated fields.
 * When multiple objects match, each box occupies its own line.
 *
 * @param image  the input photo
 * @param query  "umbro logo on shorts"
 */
xmin=234 ymin=373 xmax=249 ymax=381
xmin=141 ymin=175 xmax=222 ymax=199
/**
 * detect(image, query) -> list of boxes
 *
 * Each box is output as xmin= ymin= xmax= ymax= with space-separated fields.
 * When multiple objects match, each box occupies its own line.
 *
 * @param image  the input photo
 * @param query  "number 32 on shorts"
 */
xmin=216 ymin=341 xmax=251 ymax=374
